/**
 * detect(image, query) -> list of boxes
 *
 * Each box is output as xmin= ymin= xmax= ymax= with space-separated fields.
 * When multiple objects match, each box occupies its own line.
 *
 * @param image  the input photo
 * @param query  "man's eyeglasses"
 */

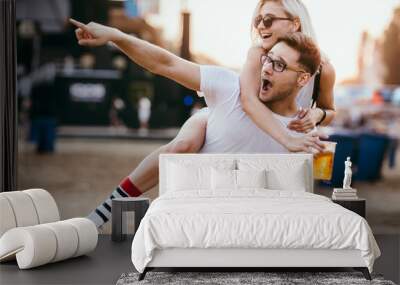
xmin=261 ymin=55 xmax=308 ymax=74
xmin=254 ymin=14 xmax=293 ymax=29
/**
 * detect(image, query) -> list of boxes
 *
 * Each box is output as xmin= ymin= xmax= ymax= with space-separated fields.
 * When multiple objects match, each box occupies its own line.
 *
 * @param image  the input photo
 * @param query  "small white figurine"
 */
xmin=343 ymin=157 xmax=353 ymax=189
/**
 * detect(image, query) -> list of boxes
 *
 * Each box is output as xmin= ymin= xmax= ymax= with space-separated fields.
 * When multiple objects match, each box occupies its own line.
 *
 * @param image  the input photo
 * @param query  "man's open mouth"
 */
xmin=262 ymin=79 xmax=272 ymax=91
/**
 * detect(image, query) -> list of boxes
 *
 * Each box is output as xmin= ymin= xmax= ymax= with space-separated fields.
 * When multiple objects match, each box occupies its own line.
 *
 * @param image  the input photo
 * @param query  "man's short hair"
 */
xmin=277 ymin=32 xmax=321 ymax=75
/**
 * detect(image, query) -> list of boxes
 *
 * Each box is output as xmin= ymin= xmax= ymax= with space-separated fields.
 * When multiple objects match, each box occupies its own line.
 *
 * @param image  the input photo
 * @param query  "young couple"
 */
xmin=70 ymin=0 xmax=336 ymax=228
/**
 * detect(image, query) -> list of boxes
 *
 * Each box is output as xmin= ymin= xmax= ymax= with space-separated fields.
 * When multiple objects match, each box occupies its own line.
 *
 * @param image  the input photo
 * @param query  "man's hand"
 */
xmin=70 ymin=18 xmax=121 ymax=46
xmin=288 ymin=107 xmax=324 ymax=133
xmin=285 ymin=130 xmax=328 ymax=154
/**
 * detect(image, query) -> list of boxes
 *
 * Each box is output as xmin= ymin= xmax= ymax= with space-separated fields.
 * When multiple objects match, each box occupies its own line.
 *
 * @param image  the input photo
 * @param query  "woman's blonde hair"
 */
xmin=252 ymin=0 xmax=317 ymax=43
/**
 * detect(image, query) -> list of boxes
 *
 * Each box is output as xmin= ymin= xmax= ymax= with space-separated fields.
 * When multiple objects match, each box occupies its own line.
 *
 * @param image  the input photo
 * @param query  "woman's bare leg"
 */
xmin=87 ymin=111 xmax=208 ymax=227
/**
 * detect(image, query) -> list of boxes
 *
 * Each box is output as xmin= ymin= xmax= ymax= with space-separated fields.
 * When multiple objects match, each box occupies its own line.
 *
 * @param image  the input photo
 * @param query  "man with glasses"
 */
xmin=197 ymin=32 xmax=321 ymax=153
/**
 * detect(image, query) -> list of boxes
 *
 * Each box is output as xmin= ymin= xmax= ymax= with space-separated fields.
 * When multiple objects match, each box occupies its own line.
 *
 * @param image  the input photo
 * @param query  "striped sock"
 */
xmin=87 ymin=177 xmax=142 ymax=228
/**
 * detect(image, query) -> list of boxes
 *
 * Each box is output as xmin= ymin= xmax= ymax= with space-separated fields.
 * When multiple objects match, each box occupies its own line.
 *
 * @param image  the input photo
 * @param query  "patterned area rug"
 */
xmin=116 ymin=272 xmax=396 ymax=285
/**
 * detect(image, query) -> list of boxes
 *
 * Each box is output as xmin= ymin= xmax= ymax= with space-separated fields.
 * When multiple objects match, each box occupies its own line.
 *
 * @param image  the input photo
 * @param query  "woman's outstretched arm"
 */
xmin=240 ymin=46 xmax=325 ymax=153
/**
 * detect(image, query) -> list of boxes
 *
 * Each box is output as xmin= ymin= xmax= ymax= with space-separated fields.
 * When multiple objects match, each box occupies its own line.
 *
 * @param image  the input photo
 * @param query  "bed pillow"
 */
xmin=236 ymin=169 xmax=267 ymax=189
xmin=211 ymin=168 xmax=236 ymax=190
xmin=211 ymin=169 xmax=267 ymax=190
xmin=167 ymin=160 xmax=235 ymax=191
xmin=237 ymin=159 xmax=308 ymax=191
xmin=266 ymin=168 xmax=307 ymax=191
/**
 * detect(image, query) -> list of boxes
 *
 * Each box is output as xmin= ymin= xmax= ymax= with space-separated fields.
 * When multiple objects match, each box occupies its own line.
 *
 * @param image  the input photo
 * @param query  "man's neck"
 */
xmin=266 ymin=93 xmax=298 ymax=117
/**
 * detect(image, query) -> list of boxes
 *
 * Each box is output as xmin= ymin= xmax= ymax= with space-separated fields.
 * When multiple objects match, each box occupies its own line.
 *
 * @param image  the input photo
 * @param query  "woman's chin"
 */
xmin=261 ymin=39 xmax=275 ymax=51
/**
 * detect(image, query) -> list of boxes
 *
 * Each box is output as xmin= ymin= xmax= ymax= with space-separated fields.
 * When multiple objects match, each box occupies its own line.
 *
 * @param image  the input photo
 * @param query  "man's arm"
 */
xmin=70 ymin=19 xmax=200 ymax=91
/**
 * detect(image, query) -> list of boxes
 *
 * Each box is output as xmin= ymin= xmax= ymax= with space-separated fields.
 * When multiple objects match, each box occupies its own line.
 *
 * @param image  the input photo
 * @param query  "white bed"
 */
xmin=131 ymin=154 xmax=380 ymax=280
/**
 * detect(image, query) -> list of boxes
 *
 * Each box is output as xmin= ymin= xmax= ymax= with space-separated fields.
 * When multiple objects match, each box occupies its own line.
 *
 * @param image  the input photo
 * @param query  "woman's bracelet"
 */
xmin=316 ymin=108 xmax=327 ymax=126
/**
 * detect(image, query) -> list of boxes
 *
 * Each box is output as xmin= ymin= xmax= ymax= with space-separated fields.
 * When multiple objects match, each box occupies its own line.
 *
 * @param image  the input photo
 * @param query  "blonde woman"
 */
xmin=241 ymin=0 xmax=336 ymax=137
xmin=71 ymin=0 xmax=335 ymax=228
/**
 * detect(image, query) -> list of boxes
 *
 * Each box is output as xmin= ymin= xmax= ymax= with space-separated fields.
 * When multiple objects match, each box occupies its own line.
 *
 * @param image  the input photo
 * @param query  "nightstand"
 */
xmin=332 ymin=198 xmax=366 ymax=218
xmin=111 ymin=197 xmax=150 ymax=242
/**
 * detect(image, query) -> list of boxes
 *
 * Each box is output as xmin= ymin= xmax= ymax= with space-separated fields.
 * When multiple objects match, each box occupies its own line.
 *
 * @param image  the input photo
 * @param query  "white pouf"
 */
xmin=0 ymin=189 xmax=98 ymax=269
xmin=0 ymin=218 xmax=98 ymax=269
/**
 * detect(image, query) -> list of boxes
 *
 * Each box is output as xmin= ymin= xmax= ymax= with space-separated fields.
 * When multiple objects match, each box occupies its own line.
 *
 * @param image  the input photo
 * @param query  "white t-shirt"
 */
xmin=198 ymin=65 xmax=304 ymax=154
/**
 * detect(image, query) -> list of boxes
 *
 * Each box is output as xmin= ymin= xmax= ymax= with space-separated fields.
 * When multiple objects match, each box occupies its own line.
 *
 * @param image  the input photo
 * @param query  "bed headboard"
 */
xmin=159 ymin=153 xmax=314 ymax=195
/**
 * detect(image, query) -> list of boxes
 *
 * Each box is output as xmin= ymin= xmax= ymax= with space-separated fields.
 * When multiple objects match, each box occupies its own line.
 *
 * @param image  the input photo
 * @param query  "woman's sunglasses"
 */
xmin=254 ymin=14 xmax=293 ymax=29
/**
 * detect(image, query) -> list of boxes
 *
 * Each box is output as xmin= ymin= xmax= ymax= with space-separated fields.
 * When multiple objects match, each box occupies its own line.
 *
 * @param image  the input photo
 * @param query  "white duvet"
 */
xmin=131 ymin=190 xmax=380 ymax=273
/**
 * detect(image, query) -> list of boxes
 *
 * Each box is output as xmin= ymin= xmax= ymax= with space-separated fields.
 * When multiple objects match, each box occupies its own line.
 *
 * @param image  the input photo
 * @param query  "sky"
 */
xmin=153 ymin=0 xmax=400 ymax=82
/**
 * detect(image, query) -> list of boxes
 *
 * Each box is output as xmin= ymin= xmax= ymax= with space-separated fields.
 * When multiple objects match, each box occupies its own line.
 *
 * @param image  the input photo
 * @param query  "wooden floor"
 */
xmin=0 ymin=235 xmax=399 ymax=285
